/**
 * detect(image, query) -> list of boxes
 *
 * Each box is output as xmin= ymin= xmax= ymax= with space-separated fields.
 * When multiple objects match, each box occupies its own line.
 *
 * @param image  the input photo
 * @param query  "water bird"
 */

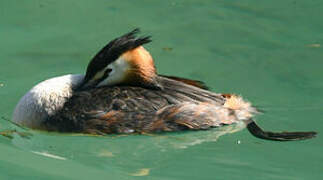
xmin=12 ymin=29 xmax=316 ymax=141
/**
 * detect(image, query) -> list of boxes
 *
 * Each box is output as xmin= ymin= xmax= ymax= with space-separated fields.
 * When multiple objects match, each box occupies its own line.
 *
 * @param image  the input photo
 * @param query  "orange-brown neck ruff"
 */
xmin=121 ymin=46 xmax=159 ymax=88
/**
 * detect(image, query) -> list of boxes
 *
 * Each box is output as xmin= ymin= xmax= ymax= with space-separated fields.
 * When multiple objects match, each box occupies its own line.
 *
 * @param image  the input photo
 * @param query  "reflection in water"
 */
xmin=10 ymin=122 xmax=246 ymax=155
xmin=3 ymin=121 xmax=246 ymax=174
xmin=31 ymin=151 xmax=66 ymax=160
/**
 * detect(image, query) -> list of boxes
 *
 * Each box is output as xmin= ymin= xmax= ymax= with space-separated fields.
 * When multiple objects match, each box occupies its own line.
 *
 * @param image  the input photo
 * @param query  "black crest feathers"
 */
xmin=84 ymin=28 xmax=151 ymax=82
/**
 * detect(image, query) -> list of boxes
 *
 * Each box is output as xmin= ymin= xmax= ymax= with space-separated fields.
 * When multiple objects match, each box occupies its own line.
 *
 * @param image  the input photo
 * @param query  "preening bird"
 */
xmin=13 ymin=29 xmax=317 ymax=141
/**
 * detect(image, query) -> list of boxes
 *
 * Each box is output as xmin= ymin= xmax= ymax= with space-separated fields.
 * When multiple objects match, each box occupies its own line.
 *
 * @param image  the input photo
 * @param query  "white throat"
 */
xmin=12 ymin=74 xmax=84 ymax=129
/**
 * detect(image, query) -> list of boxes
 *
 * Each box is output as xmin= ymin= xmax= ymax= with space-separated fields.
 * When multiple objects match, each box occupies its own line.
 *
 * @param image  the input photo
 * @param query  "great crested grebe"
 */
xmin=13 ymin=29 xmax=316 ymax=141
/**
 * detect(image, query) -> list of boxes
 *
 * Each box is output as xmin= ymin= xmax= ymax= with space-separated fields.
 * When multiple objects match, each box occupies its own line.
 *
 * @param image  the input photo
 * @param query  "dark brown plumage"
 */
xmin=45 ymin=76 xmax=226 ymax=134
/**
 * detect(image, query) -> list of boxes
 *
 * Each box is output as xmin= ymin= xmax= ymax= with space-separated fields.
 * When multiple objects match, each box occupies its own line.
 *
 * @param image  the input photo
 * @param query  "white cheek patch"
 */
xmin=97 ymin=57 xmax=130 ymax=87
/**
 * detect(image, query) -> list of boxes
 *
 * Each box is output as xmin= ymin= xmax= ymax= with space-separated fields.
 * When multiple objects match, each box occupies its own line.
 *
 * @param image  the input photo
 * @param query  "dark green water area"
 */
xmin=1 ymin=0 xmax=322 ymax=179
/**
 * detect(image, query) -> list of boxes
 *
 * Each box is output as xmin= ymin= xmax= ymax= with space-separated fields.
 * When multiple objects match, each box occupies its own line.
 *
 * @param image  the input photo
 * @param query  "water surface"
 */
xmin=1 ymin=0 xmax=322 ymax=179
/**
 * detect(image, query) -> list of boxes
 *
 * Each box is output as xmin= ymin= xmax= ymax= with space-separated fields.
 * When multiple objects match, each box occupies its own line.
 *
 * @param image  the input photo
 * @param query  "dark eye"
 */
xmin=104 ymin=68 xmax=112 ymax=76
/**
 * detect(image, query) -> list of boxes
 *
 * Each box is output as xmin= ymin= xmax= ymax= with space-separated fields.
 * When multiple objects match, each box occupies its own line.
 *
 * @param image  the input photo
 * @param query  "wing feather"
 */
xmin=45 ymin=77 xmax=227 ymax=134
xmin=81 ymin=102 xmax=241 ymax=134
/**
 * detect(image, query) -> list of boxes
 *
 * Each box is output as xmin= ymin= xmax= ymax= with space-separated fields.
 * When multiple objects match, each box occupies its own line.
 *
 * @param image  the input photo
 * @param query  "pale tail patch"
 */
xmin=223 ymin=95 xmax=257 ymax=120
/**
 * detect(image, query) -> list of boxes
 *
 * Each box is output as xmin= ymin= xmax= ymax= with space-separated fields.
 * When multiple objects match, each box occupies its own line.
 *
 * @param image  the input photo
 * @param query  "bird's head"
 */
xmin=78 ymin=29 xmax=161 ymax=90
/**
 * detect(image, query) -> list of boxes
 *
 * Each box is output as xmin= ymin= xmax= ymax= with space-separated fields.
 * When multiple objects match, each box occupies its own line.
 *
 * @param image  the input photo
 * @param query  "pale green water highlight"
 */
xmin=1 ymin=0 xmax=322 ymax=179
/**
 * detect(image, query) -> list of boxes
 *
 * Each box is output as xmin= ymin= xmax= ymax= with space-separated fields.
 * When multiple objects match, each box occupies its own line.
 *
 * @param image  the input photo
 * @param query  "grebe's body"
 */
xmin=13 ymin=29 xmax=316 ymax=141
xmin=45 ymin=76 xmax=255 ymax=134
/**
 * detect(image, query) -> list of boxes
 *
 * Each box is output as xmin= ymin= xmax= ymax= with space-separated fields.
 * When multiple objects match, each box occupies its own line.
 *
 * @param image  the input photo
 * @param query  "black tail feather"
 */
xmin=247 ymin=121 xmax=317 ymax=141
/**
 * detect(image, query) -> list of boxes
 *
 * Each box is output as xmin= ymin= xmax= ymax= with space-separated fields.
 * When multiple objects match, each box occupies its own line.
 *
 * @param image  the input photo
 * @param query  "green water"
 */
xmin=1 ymin=0 xmax=322 ymax=179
